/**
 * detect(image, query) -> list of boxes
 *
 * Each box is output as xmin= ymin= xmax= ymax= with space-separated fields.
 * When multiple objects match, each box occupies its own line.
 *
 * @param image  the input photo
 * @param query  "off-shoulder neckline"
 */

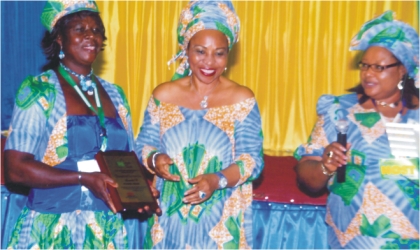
xmin=152 ymin=96 xmax=256 ymax=111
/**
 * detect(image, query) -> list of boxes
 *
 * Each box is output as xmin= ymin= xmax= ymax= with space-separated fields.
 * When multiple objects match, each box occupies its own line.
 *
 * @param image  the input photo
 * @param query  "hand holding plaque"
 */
xmin=95 ymin=150 xmax=160 ymax=213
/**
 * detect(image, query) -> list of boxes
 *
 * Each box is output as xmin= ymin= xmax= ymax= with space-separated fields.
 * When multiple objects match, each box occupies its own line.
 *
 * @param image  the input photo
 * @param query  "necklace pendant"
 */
xmin=378 ymin=100 xmax=398 ymax=108
xmin=200 ymin=96 xmax=208 ymax=109
xmin=379 ymin=101 xmax=386 ymax=107
xmin=100 ymin=127 xmax=107 ymax=137
xmin=87 ymin=86 xmax=94 ymax=96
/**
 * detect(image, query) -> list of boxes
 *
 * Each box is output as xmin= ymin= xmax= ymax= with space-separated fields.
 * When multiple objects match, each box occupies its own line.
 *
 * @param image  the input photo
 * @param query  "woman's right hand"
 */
xmin=137 ymin=186 xmax=162 ymax=216
xmin=153 ymin=153 xmax=180 ymax=182
xmin=79 ymin=172 xmax=119 ymax=213
xmin=321 ymin=142 xmax=351 ymax=174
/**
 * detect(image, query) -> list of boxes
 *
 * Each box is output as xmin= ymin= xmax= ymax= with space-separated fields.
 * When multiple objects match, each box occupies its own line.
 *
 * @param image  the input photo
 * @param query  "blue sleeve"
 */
xmin=5 ymin=76 xmax=53 ymax=158
xmin=294 ymin=94 xmax=341 ymax=160
xmin=234 ymin=100 xmax=264 ymax=185
xmin=134 ymin=96 xmax=161 ymax=173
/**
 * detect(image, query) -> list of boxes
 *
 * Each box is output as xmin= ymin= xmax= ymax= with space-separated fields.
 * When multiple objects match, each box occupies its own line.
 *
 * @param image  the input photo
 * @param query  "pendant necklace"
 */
xmin=377 ymin=100 xmax=399 ymax=108
xmin=372 ymin=99 xmax=404 ymax=123
xmin=58 ymin=64 xmax=108 ymax=151
xmin=190 ymin=76 xmax=220 ymax=109
xmin=60 ymin=62 xmax=95 ymax=95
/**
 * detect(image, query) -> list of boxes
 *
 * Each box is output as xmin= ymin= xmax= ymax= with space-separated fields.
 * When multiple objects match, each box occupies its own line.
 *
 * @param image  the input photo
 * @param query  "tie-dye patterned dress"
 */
xmin=135 ymin=96 xmax=264 ymax=249
xmin=5 ymin=70 xmax=134 ymax=249
xmin=294 ymin=93 xmax=419 ymax=249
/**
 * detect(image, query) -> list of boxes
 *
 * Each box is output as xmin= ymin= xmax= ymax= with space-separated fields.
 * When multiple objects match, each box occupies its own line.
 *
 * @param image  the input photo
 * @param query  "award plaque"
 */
xmin=95 ymin=150 xmax=159 ymax=212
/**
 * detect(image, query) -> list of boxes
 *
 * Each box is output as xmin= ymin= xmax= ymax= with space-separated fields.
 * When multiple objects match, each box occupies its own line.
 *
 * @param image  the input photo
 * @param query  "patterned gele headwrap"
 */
xmin=41 ymin=0 xmax=99 ymax=32
xmin=168 ymin=0 xmax=240 ymax=80
xmin=349 ymin=10 xmax=419 ymax=87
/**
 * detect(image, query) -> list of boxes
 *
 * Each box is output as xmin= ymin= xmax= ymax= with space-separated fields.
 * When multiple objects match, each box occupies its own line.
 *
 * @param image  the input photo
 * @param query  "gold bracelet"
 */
xmin=320 ymin=162 xmax=335 ymax=176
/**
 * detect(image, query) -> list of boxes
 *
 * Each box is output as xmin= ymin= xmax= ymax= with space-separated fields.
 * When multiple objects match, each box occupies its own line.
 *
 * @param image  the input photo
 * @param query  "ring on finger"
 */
xmin=198 ymin=191 xmax=206 ymax=199
xmin=327 ymin=151 xmax=334 ymax=158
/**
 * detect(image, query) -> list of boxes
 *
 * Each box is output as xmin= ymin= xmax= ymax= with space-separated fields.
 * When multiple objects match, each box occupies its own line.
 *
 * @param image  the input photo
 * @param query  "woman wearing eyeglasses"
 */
xmin=294 ymin=11 xmax=419 ymax=248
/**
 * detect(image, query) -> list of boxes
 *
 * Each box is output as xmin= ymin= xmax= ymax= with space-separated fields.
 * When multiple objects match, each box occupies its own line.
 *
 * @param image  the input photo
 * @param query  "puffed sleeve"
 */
xmin=5 ymin=76 xmax=54 ymax=158
xmin=134 ymin=96 xmax=161 ymax=174
xmin=233 ymin=98 xmax=264 ymax=186
xmin=112 ymin=83 xmax=135 ymax=150
xmin=294 ymin=94 xmax=344 ymax=160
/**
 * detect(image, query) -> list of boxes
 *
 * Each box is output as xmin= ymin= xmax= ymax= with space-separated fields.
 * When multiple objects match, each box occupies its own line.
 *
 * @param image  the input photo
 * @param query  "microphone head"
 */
xmin=335 ymin=119 xmax=349 ymax=134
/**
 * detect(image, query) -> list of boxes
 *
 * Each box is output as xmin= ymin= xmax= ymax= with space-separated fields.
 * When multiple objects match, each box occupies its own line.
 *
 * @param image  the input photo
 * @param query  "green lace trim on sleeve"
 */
xmin=15 ymin=74 xmax=56 ymax=119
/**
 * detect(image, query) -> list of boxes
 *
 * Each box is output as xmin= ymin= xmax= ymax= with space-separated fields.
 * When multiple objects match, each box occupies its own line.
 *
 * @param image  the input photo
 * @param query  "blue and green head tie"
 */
xmin=349 ymin=10 xmax=419 ymax=87
xmin=168 ymin=0 xmax=240 ymax=81
xmin=41 ymin=0 xmax=99 ymax=32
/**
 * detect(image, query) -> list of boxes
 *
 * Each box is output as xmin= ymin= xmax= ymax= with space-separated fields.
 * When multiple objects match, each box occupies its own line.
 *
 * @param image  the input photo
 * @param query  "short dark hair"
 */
xmin=41 ymin=11 xmax=107 ymax=71
xmin=348 ymin=74 xmax=419 ymax=109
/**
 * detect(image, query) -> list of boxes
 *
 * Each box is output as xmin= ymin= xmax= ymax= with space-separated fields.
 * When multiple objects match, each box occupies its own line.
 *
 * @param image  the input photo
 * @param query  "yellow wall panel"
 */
xmin=95 ymin=0 xmax=419 ymax=156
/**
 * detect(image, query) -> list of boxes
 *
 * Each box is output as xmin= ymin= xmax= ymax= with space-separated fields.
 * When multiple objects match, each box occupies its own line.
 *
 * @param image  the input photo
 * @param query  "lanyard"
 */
xmin=58 ymin=65 xmax=108 ymax=151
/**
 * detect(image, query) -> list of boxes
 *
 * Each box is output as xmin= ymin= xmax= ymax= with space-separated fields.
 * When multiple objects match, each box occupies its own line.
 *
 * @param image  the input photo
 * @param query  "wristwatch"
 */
xmin=215 ymin=171 xmax=228 ymax=189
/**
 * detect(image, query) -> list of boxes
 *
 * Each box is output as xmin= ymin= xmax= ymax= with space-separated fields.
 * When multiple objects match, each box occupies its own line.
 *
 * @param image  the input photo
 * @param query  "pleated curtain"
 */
xmin=95 ymin=0 xmax=419 ymax=156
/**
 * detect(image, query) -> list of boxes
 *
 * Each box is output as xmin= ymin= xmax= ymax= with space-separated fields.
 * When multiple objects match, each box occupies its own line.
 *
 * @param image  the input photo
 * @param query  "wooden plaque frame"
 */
xmin=95 ymin=150 xmax=159 ymax=212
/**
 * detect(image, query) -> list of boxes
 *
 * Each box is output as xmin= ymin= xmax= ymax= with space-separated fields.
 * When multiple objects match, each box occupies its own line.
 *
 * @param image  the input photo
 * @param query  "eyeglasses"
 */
xmin=358 ymin=61 xmax=401 ymax=73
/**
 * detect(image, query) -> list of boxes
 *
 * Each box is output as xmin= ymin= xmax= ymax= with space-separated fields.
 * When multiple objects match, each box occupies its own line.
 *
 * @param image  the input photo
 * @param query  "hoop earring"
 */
xmin=397 ymin=80 xmax=403 ymax=90
xmin=59 ymin=48 xmax=65 ymax=60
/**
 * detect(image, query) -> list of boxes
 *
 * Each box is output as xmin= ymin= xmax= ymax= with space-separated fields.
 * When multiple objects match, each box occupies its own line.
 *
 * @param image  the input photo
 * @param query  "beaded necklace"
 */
xmin=377 ymin=100 xmax=399 ymax=108
xmin=60 ymin=62 xmax=96 ymax=95
xmin=58 ymin=64 xmax=107 ymax=151
xmin=372 ymin=99 xmax=405 ymax=123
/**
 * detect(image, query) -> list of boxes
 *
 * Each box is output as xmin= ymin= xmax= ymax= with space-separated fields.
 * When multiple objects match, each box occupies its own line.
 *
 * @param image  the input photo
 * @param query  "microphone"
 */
xmin=335 ymin=119 xmax=349 ymax=183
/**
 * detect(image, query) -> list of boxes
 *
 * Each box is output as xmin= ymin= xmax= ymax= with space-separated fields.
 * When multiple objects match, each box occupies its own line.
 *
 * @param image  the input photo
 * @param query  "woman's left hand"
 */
xmin=183 ymin=174 xmax=219 ymax=204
